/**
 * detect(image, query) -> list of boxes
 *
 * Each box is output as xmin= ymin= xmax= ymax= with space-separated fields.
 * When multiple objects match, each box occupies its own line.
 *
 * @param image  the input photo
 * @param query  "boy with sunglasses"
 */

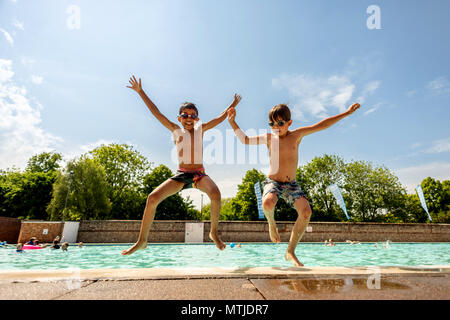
xmin=227 ymin=102 xmax=360 ymax=266
xmin=122 ymin=75 xmax=241 ymax=255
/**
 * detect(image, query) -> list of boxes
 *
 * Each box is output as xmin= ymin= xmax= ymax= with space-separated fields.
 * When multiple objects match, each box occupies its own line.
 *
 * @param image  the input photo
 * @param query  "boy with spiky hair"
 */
xmin=122 ymin=75 xmax=241 ymax=255
xmin=228 ymin=102 xmax=360 ymax=266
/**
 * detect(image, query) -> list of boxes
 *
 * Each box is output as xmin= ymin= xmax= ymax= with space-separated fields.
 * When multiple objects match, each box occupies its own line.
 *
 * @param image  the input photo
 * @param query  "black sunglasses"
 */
xmin=180 ymin=113 xmax=198 ymax=119
xmin=268 ymin=120 xmax=287 ymax=127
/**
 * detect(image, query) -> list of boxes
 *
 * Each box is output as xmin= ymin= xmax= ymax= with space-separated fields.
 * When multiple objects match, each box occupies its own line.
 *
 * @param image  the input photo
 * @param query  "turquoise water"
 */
xmin=0 ymin=242 xmax=449 ymax=270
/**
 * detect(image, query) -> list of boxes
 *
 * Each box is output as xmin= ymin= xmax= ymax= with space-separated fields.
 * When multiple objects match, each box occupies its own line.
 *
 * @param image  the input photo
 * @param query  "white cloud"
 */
xmin=12 ymin=19 xmax=24 ymax=31
xmin=394 ymin=162 xmax=450 ymax=193
xmin=363 ymin=102 xmax=382 ymax=116
xmin=426 ymin=137 xmax=450 ymax=154
xmin=0 ymin=61 xmax=125 ymax=171
xmin=0 ymin=28 xmax=14 ymax=45
xmin=20 ymin=57 xmax=35 ymax=66
xmin=406 ymin=90 xmax=417 ymax=98
xmin=0 ymin=59 xmax=63 ymax=170
xmin=363 ymin=107 xmax=377 ymax=116
xmin=61 ymin=139 xmax=116 ymax=164
xmin=272 ymin=66 xmax=381 ymax=121
xmin=362 ymin=80 xmax=380 ymax=96
xmin=357 ymin=80 xmax=381 ymax=104
xmin=30 ymin=75 xmax=43 ymax=85
xmin=272 ymin=74 xmax=356 ymax=121
xmin=427 ymin=76 xmax=450 ymax=95
xmin=0 ymin=60 xmax=14 ymax=82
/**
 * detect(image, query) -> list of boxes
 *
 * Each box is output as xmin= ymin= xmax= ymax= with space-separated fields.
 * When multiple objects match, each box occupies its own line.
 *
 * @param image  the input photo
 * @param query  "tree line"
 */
xmin=202 ymin=155 xmax=450 ymax=223
xmin=0 ymin=145 xmax=448 ymax=223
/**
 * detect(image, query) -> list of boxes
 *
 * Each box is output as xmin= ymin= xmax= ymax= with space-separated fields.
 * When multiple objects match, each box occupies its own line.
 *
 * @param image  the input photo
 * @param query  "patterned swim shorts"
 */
xmin=262 ymin=178 xmax=308 ymax=206
xmin=170 ymin=167 xmax=207 ymax=190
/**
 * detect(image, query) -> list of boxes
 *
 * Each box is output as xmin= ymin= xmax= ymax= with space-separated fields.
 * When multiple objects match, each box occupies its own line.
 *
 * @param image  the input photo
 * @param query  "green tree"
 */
xmin=420 ymin=177 xmax=450 ymax=223
xmin=344 ymin=161 xmax=406 ymax=222
xmin=229 ymin=169 xmax=266 ymax=221
xmin=421 ymin=177 xmax=444 ymax=213
xmin=47 ymin=157 xmax=112 ymax=221
xmin=442 ymin=180 xmax=450 ymax=207
xmin=0 ymin=168 xmax=57 ymax=220
xmin=89 ymin=143 xmax=152 ymax=218
xmin=0 ymin=169 xmax=23 ymax=218
xmin=201 ymin=197 xmax=234 ymax=220
xmin=296 ymin=154 xmax=346 ymax=221
xmin=142 ymin=164 xmax=200 ymax=220
xmin=439 ymin=180 xmax=450 ymax=222
xmin=26 ymin=152 xmax=62 ymax=173
xmin=403 ymin=194 xmax=426 ymax=223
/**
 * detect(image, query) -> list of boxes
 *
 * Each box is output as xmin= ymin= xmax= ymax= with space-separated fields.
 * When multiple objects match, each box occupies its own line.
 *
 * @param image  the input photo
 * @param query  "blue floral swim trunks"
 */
xmin=262 ymin=178 xmax=308 ymax=206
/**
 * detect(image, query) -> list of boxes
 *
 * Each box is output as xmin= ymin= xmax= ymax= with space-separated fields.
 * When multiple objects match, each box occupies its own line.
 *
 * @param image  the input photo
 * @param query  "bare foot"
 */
xmin=285 ymin=251 xmax=304 ymax=267
xmin=209 ymin=232 xmax=226 ymax=250
xmin=121 ymin=241 xmax=147 ymax=255
xmin=268 ymin=222 xmax=280 ymax=243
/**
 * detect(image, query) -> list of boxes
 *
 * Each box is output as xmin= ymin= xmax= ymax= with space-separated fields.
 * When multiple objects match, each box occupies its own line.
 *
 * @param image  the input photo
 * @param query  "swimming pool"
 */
xmin=1 ymin=243 xmax=449 ymax=271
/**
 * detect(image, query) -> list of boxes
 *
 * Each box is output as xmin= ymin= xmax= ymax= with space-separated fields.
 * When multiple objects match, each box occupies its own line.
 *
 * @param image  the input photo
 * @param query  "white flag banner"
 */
xmin=328 ymin=184 xmax=350 ymax=220
xmin=254 ymin=181 xmax=265 ymax=219
xmin=415 ymin=185 xmax=432 ymax=222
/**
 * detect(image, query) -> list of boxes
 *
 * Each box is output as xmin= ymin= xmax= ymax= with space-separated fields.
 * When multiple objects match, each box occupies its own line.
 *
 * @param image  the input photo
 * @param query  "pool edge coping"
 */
xmin=1 ymin=265 xmax=449 ymax=283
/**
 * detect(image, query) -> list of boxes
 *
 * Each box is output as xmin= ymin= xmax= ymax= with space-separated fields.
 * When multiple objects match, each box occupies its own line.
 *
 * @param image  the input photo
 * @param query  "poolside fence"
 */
xmin=2 ymin=218 xmax=449 ymax=244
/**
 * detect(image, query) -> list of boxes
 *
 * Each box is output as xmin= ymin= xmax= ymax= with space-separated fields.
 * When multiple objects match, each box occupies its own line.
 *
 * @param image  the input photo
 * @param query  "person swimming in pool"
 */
xmin=34 ymin=240 xmax=48 ymax=248
xmin=26 ymin=237 xmax=37 ymax=246
xmin=50 ymin=237 xmax=61 ymax=249
xmin=16 ymin=243 xmax=24 ymax=253
xmin=121 ymin=76 xmax=241 ymax=256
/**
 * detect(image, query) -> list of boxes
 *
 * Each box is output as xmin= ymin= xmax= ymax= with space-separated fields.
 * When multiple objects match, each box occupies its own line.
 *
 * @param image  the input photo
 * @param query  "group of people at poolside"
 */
xmin=121 ymin=75 xmax=361 ymax=267
xmin=15 ymin=236 xmax=84 ymax=252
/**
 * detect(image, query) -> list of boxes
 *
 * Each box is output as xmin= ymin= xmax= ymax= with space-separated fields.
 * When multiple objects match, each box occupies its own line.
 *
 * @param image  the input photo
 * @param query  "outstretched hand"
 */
xmin=126 ymin=75 xmax=142 ymax=93
xmin=225 ymin=93 xmax=241 ymax=111
xmin=346 ymin=103 xmax=360 ymax=115
xmin=232 ymin=94 xmax=242 ymax=106
xmin=227 ymin=107 xmax=236 ymax=122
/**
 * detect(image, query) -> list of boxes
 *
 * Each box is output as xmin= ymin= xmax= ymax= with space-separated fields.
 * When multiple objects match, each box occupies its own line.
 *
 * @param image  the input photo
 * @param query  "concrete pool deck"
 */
xmin=1 ymin=265 xmax=449 ymax=300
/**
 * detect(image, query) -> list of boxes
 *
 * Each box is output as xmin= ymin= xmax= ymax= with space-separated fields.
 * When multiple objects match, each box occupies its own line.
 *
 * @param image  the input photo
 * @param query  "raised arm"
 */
xmin=127 ymin=75 xmax=179 ymax=132
xmin=202 ymin=94 xmax=242 ymax=132
xmin=293 ymin=103 xmax=360 ymax=139
xmin=227 ymin=107 xmax=268 ymax=145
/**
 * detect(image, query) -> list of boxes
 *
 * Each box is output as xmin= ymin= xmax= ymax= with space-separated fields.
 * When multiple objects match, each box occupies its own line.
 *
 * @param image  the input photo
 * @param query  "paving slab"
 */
xmin=57 ymin=279 xmax=264 ymax=300
xmin=251 ymin=274 xmax=450 ymax=300
xmin=0 ymin=281 xmax=93 ymax=300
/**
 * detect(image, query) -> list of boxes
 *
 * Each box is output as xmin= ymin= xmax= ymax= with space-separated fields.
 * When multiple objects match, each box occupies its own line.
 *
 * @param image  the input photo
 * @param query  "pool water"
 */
xmin=0 ymin=242 xmax=449 ymax=271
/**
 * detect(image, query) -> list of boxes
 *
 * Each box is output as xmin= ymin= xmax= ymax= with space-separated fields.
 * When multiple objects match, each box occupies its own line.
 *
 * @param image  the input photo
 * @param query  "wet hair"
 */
xmin=269 ymin=104 xmax=291 ymax=122
xmin=179 ymin=102 xmax=198 ymax=116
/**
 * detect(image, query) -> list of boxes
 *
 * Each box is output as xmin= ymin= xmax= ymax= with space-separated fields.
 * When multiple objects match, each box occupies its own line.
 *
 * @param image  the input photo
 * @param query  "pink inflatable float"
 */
xmin=22 ymin=245 xmax=43 ymax=250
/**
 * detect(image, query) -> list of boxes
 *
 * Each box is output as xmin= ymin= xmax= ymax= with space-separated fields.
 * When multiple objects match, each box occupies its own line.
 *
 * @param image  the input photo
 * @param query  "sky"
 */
xmin=1 ymin=0 xmax=449 ymax=210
